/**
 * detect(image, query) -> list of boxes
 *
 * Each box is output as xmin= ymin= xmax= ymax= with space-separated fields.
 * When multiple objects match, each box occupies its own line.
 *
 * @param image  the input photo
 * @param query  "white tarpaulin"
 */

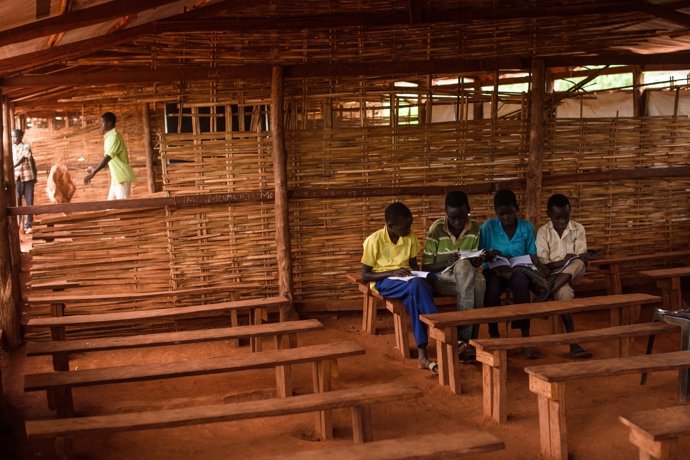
xmin=431 ymin=102 xmax=522 ymax=122
xmin=646 ymin=90 xmax=690 ymax=116
xmin=556 ymin=92 xmax=634 ymax=118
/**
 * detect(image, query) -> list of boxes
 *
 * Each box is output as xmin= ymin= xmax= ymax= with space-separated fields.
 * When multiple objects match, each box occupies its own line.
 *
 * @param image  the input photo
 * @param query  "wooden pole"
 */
xmin=0 ymin=91 xmax=21 ymax=348
xmin=525 ymin=58 xmax=546 ymax=225
xmin=633 ymin=66 xmax=645 ymax=118
xmin=473 ymin=81 xmax=484 ymax=120
xmin=4 ymin=101 xmax=22 ymax=279
xmin=142 ymin=103 xmax=157 ymax=193
xmin=271 ymin=66 xmax=296 ymax=320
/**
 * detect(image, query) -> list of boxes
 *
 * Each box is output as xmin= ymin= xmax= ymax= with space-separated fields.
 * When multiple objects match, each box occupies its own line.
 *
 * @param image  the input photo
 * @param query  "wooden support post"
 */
xmin=271 ymin=65 xmax=295 ymax=321
xmin=350 ymin=406 xmax=374 ymax=444
xmin=3 ymin=99 xmax=21 ymax=287
xmin=473 ymin=82 xmax=483 ymax=120
xmin=628 ymin=427 xmax=678 ymax=460
xmin=312 ymin=360 xmax=333 ymax=440
xmin=530 ymin=376 xmax=568 ymax=460
xmin=430 ymin=326 xmax=461 ymax=395
xmin=387 ymin=300 xmax=410 ymax=359
xmin=362 ymin=293 xmax=377 ymax=335
xmin=141 ymin=103 xmax=156 ymax=193
xmin=0 ymin=91 xmax=21 ymax=348
xmin=250 ymin=308 xmax=265 ymax=352
xmin=633 ymin=66 xmax=645 ymax=118
xmin=525 ymin=58 xmax=546 ymax=224
xmin=477 ymin=349 xmax=507 ymax=422
xmin=274 ymin=333 xmax=295 ymax=398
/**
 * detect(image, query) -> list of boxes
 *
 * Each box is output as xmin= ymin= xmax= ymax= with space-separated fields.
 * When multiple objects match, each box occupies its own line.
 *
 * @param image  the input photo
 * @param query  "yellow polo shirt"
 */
xmin=104 ymin=128 xmax=136 ymax=185
xmin=361 ymin=226 xmax=421 ymax=292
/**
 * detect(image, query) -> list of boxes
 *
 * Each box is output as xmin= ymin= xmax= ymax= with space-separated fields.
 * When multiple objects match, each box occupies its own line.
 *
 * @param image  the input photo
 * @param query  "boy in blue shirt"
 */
xmin=479 ymin=189 xmax=546 ymax=359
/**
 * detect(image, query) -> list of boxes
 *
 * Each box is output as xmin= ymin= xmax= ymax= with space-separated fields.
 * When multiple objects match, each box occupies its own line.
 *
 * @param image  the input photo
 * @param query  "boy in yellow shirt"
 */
xmin=361 ymin=202 xmax=439 ymax=373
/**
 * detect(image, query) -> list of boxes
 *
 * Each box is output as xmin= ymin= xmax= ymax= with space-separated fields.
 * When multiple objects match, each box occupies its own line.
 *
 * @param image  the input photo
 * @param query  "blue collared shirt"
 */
xmin=479 ymin=217 xmax=537 ymax=258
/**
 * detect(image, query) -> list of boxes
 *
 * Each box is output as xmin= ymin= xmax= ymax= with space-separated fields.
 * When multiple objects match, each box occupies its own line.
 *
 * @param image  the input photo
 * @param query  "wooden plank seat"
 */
xmin=25 ymin=382 xmax=421 ymax=460
xmin=471 ymin=322 xmax=680 ymax=422
xmin=346 ymin=273 xmax=455 ymax=359
xmin=26 ymin=319 xmax=325 ymax=367
xmin=266 ymin=430 xmax=505 ymax=460
xmin=525 ymin=350 xmax=690 ymax=460
xmin=589 ymin=250 xmax=690 ymax=295
xmin=420 ymin=293 xmax=661 ymax=395
xmin=640 ymin=267 xmax=690 ymax=311
xmin=25 ymin=340 xmax=365 ymax=418
xmin=619 ymin=405 xmax=690 ymax=460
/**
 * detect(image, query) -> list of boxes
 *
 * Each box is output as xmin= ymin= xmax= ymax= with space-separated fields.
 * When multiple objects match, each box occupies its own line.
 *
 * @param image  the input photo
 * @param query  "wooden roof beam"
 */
xmin=639 ymin=1 xmax=690 ymax=28
xmin=0 ymin=0 xmax=184 ymax=49
xmin=0 ymin=57 xmax=525 ymax=88
xmin=157 ymin=2 xmax=645 ymax=32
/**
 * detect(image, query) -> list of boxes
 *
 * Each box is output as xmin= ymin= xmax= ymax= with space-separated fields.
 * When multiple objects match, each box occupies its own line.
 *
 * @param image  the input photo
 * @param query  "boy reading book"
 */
xmin=479 ymin=189 xmax=547 ymax=359
xmin=361 ymin=202 xmax=439 ymax=373
xmin=422 ymin=191 xmax=486 ymax=363
xmin=536 ymin=193 xmax=592 ymax=358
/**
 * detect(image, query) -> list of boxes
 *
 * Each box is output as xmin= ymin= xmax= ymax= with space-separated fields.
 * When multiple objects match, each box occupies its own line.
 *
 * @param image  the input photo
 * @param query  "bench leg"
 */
xmin=274 ymin=334 xmax=296 ymax=398
xmin=229 ymin=310 xmax=240 ymax=347
xmin=312 ymin=360 xmax=333 ymax=440
xmin=250 ymin=308 xmax=265 ymax=352
xmin=430 ymin=327 xmax=460 ymax=395
xmin=350 ymin=406 xmax=373 ymax=444
xmin=628 ymin=427 xmax=678 ymax=460
xmin=362 ymin=294 xmax=377 ymax=335
xmin=388 ymin=301 xmax=410 ymax=360
xmin=530 ymin=377 xmax=567 ymax=460
xmin=55 ymin=436 xmax=75 ymax=460
xmin=477 ymin=349 xmax=507 ymax=423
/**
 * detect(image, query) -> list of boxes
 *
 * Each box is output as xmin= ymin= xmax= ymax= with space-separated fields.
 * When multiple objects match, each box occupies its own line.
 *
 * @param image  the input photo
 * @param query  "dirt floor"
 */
xmin=1 ymin=302 xmax=690 ymax=460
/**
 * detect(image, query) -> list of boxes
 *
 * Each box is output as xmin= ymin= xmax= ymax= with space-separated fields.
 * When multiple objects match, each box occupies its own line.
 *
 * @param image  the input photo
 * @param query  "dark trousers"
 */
xmin=16 ymin=179 xmax=35 ymax=230
xmin=484 ymin=269 xmax=538 ymax=337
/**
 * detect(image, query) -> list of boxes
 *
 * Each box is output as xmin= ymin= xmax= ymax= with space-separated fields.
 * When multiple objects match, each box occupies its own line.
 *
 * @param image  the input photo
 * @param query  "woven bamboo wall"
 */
xmin=22 ymin=84 xmax=690 ymax=326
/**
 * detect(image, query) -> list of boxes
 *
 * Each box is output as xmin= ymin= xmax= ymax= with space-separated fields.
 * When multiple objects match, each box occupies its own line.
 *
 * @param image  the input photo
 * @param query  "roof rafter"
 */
xmin=639 ymin=0 xmax=690 ymax=27
xmin=0 ymin=0 xmax=183 ymax=48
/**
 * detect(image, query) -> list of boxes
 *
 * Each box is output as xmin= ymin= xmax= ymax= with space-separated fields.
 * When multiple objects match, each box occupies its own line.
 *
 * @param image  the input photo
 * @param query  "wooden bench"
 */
xmin=420 ymin=293 xmax=661 ymax=395
xmin=25 ymin=340 xmax=365 ymax=418
xmin=590 ymin=250 xmax=690 ymax=295
xmin=525 ymin=350 xmax=690 ymax=460
xmin=26 ymin=319 xmax=324 ymax=369
xmin=25 ymin=382 xmax=421 ymax=460
xmin=471 ymin=322 xmax=679 ymax=422
xmin=640 ymin=267 xmax=690 ymax=311
xmin=346 ymin=273 xmax=455 ymax=359
xmin=266 ymin=430 xmax=505 ymax=460
xmin=619 ymin=405 xmax=690 ymax=460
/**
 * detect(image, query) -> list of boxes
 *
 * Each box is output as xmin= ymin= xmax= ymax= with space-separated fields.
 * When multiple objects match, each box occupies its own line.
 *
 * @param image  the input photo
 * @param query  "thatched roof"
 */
xmin=3 ymin=0 xmax=690 ymax=107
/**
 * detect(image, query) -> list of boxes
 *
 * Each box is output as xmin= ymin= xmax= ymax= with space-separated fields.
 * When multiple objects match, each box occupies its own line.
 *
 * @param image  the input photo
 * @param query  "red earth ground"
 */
xmin=1 ymin=303 xmax=689 ymax=460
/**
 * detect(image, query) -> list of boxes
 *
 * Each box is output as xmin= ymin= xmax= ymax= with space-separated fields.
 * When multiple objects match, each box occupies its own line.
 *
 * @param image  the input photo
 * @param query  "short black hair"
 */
xmin=445 ymin=191 xmax=470 ymax=211
xmin=547 ymin=194 xmax=570 ymax=212
xmin=385 ymin=202 xmax=412 ymax=224
xmin=101 ymin=112 xmax=117 ymax=126
xmin=12 ymin=128 xmax=24 ymax=138
xmin=494 ymin=189 xmax=518 ymax=210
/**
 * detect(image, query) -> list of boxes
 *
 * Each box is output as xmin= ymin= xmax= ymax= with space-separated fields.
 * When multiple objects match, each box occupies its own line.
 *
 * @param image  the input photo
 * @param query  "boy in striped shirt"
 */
xmin=422 ymin=191 xmax=486 ymax=362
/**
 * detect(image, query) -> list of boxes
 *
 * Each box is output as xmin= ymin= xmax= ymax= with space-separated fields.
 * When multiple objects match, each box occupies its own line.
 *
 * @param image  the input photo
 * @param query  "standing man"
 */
xmin=12 ymin=129 xmax=36 ymax=234
xmin=84 ymin=112 xmax=136 ymax=200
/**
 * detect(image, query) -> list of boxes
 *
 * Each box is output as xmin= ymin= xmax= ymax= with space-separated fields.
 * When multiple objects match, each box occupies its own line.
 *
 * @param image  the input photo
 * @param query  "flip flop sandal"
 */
xmin=523 ymin=347 xmax=540 ymax=359
xmin=568 ymin=348 xmax=593 ymax=359
xmin=419 ymin=360 xmax=439 ymax=375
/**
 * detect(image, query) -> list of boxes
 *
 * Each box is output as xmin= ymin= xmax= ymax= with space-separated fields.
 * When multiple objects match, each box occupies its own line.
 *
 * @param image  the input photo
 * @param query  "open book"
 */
xmin=550 ymin=255 xmax=582 ymax=275
xmin=441 ymin=249 xmax=486 ymax=274
xmin=488 ymin=254 xmax=535 ymax=270
xmin=388 ymin=270 xmax=433 ymax=282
